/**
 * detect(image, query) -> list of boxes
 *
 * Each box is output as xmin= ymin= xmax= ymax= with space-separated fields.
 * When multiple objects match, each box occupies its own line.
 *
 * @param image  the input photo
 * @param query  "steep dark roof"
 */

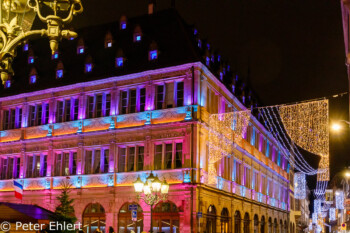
xmin=1 ymin=9 xmax=203 ymax=97
xmin=0 ymin=202 xmax=53 ymax=221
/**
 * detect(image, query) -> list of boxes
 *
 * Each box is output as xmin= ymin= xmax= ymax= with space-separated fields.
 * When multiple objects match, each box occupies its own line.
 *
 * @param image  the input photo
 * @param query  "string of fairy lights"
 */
xmin=207 ymin=95 xmax=337 ymax=232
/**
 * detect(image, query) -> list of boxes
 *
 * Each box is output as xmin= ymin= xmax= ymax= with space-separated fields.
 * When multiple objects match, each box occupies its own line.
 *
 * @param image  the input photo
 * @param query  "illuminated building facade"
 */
xmin=0 ymin=9 xmax=290 ymax=233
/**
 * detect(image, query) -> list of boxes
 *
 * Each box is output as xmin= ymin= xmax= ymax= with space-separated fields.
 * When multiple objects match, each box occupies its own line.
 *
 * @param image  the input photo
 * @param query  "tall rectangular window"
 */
xmin=139 ymin=88 xmax=146 ymax=112
xmin=156 ymin=85 xmax=164 ymax=109
xmin=176 ymin=82 xmax=184 ymax=107
xmin=33 ymin=155 xmax=41 ymax=177
xmin=137 ymin=147 xmax=144 ymax=171
xmin=43 ymin=103 xmax=49 ymax=125
xmin=37 ymin=105 xmax=43 ymax=126
xmin=73 ymin=98 xmax=79 ymax=120
xmin=87 ymin=96 xmax=94 ymax=119
xmin=57 ymin=101 xmax=64 ymax=123
xmin=164 ymin=144 xmax=172 ymax=169
xmin=72 ymin=152 xmax=77 ymax=175
xmin=15 ymin=157 xmax=20 ymax=179
xmin=121 ymin=91 xmax=128 ymax=114
xmin=63 ymin=152 xmax=70 ymax=175
xmin=244 ymin=167 xmax=250 ymax=188
xmin=154 ymin=145 xmax=162 ymax=170
xmin=96 ymin=95 xmax=103 ymax=118
xmin=85 ymin=150 xmax=92 ymax=174
xmin=165 ymin=83 xmax=174 ymax=108
xmin=128 ymin=147 xmax=135 ymax=171
xmin=10 ymin=109 xmax=16 ymax=129
xmin=93 ymin=150 xmax=101 ymax=174
xmin=7 ymin=158 xmax=13 ymax=179
xmin=103 ymin=149 xmax=109 ymax=173
xmin=29 ymin=105 xmax=36 ymax=126
xmin=175 ymin=143 xmax=182 ymax=168
xmin=118 ymin=148 xmax=126 ymax=172
xmin=105 ymin=94 xmax=111 ymax=117
xmin=1 ymin=158 xmax=8 ymax=179
xmin=42 ymin=155 xmax=47 ymax=177
xmin=64 ymin=100 xmax=71 ymax=122
xmin=26 ymin=156 xmax=33 ymax=178
xmin=235 ymin=162 xmax=241 ymax=184
xmin=17 ymin=108 xmax=22 ymax=128
xmin=55 ymin=153 xmax=62 ymax=176
xmin=129 ymin=89 xmax=137 ymax=113
xmin=3 ymin=110 xmax=9 ymax=130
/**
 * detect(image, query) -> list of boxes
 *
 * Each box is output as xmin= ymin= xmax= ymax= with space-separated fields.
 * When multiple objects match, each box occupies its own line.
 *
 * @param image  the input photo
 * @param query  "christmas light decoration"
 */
xmin=279 ymin=100 xmax=329 ymax=181
xmin=208 ymin=111 xmax=250 ymax=184
xmin=314 ymin=199 xmax=321 ymax=214
xmin=294 ymin=173 xmax=306 ymax=199
xmin=329 ymin=208 xmax=336 ymax=221
xmin=312 ymin=213 xmax=317 ymax=224
xmin=336 ymin=191 xmax=344 ymax=209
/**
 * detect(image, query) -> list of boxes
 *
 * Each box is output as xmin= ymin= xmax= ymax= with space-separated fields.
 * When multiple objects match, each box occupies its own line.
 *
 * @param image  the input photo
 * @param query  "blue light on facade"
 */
xmin=30 ymin=75 xmax=36 ymax=84
xmin=85 ymin=63 xmax=92 ymax=73
xmin=135 ymin=35 xmax=141 ymax=41
xmin=5 ymin=80 xmax=10 ymax=88
xmin=23 ymin=43 xmax=29 ymax=51
xmin=78 ymin=47 xmax=84 ymax=54
xmin=121 ymin=22 xmax=127 ymax=29
xmin=52 ymin=52 xmax=59 ymax=59
xmin=116 ymin=57 xmax=123 ymax=67
xmin=28 ymin=56 xmax=34 ymax=64
xmin=56 ymin=69 xmax=63 ymax=79
xmin=150 ymin=50 xmax=158 ymax=60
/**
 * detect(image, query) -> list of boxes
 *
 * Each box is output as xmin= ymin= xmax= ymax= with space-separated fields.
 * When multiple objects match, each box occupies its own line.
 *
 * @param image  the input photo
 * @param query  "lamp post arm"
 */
xmin=0 ymin=29 xmax=47 ymax=57
xmin=339 ymin=120 xmax=350 ymax=125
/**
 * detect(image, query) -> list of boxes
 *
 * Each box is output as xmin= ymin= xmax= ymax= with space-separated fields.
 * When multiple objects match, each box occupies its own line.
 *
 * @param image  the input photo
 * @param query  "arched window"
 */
xmin=261 ymin=216 xmax=266 ymax=233
xmin=118 ymin=202 xmax=143 ymax=233
xmin=205 ymin=205 xmax=216 ymax=233
xmin=234 ymin=211 xmax=241 ymax=233
xmin=77 ymin=38 xmax=85 ymax=54
xmin=82 ymin=203 xmax=106 ymax=233
xmin=243 ymin=213 xmax=250 ymax=233
xmin=120 ymin=15 xmax=127 ymax=30
xmin=284 ymin=221 xmax=287 ymax=233
xmin=221 ymin=208 xmax=229 ymax=233
xmin=85 ymin=55 xmax=93 ymax=73
xmin=133 ymin=25 xmax=142 ymax=42
xmin=105 ymin=31 xmax=113 ymax=48
xmin=56 ymin=61 xmax=64 ymax=79
xmin=268 ymin=218 xmax=272 ymax=233
xmin=29 ymin=67 xmax=38 ymax=84
xmin=254 ymin=215 xmax=259 ymax=233
xmin=153 ymin=201 xmax=179 ymax=233
xmin=115 ymin=49 xmax=124 ymax=68
xmin=273 ymin=218 xmax=278 ymax=233
xmin=279 ymin=219 xmax=283 ymax=233
xmin=149 ymin=41 xmax=158 ymax=61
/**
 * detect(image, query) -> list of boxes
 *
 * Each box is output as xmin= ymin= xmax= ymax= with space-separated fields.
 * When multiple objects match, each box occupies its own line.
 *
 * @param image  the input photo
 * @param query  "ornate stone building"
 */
xmin=0 ymin=9 xmax=290 ymax=233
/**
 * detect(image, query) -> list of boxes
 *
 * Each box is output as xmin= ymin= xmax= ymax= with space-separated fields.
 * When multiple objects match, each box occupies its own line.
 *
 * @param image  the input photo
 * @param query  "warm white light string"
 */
xmin=267 ymin=107 xmax=318 ymax=174
xmin=259 ymin=108 xmax=317 ymax=175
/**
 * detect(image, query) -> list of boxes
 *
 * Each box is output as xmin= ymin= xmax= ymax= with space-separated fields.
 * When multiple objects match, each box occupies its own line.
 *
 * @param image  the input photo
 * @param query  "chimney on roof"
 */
xmin=148 ymin=0 xmax=155 ymax=14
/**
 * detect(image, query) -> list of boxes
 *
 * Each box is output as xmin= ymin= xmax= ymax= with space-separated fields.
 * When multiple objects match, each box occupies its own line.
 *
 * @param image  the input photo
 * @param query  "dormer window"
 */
xmin=28 ymin=56 xmax=34 ymax=64
xmin=149 ymin=50 xmax=158 ymax=60
xmin=30 ymin=75 xmax=37 ymax=84
xmin=105 ymin=31 xmax=113 ymax=48
xmin=28 ymin=49 xmax=35 ymax=64
xmin=219 ymin=72 xmax=224 ymax=81
xmin=194 ymin=28 xmax=198 ymax=35
xmin=29 ymin=67 xmax=37 ymax=84
xmin=149 ymin=41 xmax=158 ymax=61
xmin=52 ymin=52 xmax=59 ymax=60
xmin=115 ymin=49 xmax=124 ymax=68
xmin=23 ymin=43 xmax=29 ymax=51
xmin=85 ymin=56 xmax=93 ymax=73
xmin=133 ymin=25 xmax=142 ymax=42
xmin=206 ymin=57 xmax=210 ymax=66
xmin=120 ymin=15 xmax=127 ymax=30
xmin=77 ymin=38 xmax=85 ymax=54
xmin=4 ymin=80 xmax=11 ymax=88
xmin=198 ymin=39 xmax=202 ymax=48
xmin=116 ymin=57 xmax=124 ymax=67
xmin=56 ymin=61 xmax=64 ymax=79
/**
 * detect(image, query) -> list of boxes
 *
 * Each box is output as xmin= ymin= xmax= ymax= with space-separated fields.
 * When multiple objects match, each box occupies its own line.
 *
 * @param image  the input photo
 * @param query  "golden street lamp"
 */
xmin=0 ymin=0 xmax=83 ymax=84
xmin=331 ymin=120 xmax=350 ymax=132
xmin=133 ymin=172 xmax=169 ymax=233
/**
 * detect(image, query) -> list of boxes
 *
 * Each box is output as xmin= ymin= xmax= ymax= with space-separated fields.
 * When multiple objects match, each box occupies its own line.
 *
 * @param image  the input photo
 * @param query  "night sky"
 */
xmin=73 ymin=1 xmax=350 ymax=191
